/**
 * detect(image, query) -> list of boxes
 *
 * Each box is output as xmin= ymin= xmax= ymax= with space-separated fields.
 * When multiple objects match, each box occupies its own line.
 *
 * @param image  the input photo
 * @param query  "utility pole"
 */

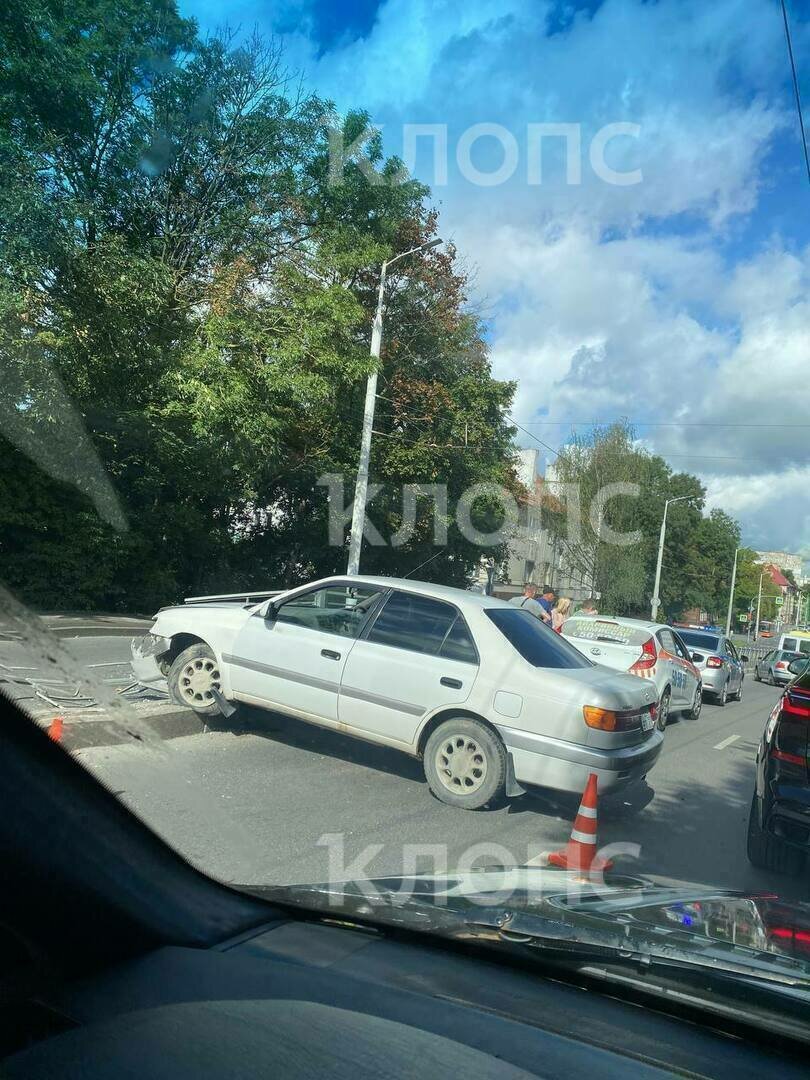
xmin=651 ymin=495 xmax=693 ymax=622
xmin=346 ymin=239 xmax=442 ymax=576
xmin=754 ymin=570 xmax=765 ymax=639
xmin=724 ymin=547 xmax=740 ymax=637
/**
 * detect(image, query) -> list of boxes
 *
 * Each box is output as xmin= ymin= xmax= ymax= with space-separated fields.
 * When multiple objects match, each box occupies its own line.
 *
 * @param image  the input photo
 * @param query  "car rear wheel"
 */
xmin=423 ymin=717 xmax=506 ymax=809
xmin=168 ymin=643 xmax=229 ymax=717
xmin=731 ymin=677 xmax=743 ymax=702
xmin=656 ymin=688 xmax=671 ymax=731
xmin=747 ymin=793 xmax=805 ymax=876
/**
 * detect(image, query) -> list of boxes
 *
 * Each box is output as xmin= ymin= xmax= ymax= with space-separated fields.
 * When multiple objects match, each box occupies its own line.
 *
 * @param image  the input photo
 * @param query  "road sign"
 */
xmin=738 ymin=613 xmax=748 ymax=622
xmin=775 ymin=596 xmax=784 ymax=607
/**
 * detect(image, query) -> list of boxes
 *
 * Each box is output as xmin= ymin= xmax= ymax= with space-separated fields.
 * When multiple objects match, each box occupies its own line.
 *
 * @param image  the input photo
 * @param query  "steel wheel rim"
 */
xmin=692 ymin=687 xmax=702 ymax=719
xmin=434 ymin=734 xmax=488 ymax=795
xmin=179 ymin=657 xmax=221 ymax=705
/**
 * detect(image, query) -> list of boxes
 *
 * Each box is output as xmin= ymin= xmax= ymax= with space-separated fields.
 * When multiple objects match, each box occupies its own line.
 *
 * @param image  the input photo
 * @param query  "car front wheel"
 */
xmin=168 ymin=643 xmax=230 ymax=717
xmin=688 ymin=684 xmax=702 ymax=720
xmin=656 ymin=688 xmax=671 ymax=731
xmin=423 ymin=717 xmax=506 ymax=809
xmin=715 ymin=681 xmax=728 ymax=707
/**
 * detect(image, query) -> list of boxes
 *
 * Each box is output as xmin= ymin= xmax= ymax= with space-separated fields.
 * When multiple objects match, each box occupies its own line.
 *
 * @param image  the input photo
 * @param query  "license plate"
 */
xmin=642 ymin=711 xmax=655 ymax=731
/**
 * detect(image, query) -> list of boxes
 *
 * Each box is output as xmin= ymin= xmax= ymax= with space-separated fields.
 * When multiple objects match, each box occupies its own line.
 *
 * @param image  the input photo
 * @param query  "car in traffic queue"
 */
xmin=754 ymin=649 xmax=805 ymax=687
xmin=131 ymin=575 xmax=662 ymax=810
xmin=670 ymin=628 xmax=747 ymax=706
xmin=560 ymin=615 xmax=701 ymax=730
xmin=778 ymin=630 xmax=810 ymax=659
xmin=748 ymin=655 xmax=810 ymax=876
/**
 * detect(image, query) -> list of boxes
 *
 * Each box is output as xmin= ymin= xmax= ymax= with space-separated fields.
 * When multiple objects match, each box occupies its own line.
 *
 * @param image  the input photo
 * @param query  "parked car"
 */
xmin=748 ymin=655 xmax=810 ymax=875
xmin=560 ymin=615 xmax=701 ymax=730
xmin=132 ymin=575 xmax=662 ymax=809
xmin=754 ymin=649 xmax=804 ymax=686
xmin=672 ymin=628 xmax=746 ymax=706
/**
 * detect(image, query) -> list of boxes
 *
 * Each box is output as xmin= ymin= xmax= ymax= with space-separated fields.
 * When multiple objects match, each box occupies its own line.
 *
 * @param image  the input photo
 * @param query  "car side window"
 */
xmin=438 ymin=615 xmax=479 ymax=665
xmin=657 ymin=628 xmax=677 ymax=653
xmin=274 ymin=585 xmax=383 ymax=640
xmin=366 ymin=591 xmax=459 ymax=656
xmin=726 ymin=640 xmax=739 ymax=660
xmin=671 ymin=633 xmax=690 ymax=661
xmin=762 ymin=650 xmax=774 ymax=662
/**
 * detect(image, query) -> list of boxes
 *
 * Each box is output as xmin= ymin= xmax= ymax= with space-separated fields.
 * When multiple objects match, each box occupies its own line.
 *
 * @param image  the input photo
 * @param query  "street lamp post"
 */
xmin=650 ymin=495 xmax=694 ymax=622
xmin=724 ymin=546 xmax=741 ymax=638
xmin=346 ymin=239 xmax=442 ymax=576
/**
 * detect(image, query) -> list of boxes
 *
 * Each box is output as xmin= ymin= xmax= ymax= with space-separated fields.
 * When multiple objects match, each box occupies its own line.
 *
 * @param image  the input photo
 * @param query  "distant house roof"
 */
xmin=766 ymin=564 xmax=792 ymax=589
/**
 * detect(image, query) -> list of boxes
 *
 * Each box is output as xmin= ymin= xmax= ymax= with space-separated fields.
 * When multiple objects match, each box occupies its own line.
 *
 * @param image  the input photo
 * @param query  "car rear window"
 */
xmin=563 ymin=618 xmax=650 ymax=646
xmin=677 ymin=630 xmax=720 ymax=651
xmin=487 ymin=609 xmax=592 ymax=668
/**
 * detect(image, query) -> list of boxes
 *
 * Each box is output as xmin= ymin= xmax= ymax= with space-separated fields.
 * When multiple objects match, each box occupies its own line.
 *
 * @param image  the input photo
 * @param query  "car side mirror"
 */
xmin=690 ymin=652 xmax=700 ymax=663
xmin=740 ymin=654 xmax=749 ymax=662
xmin=787 ymin=658 xmax=809 ymax=676
xmin=264 ymin=601 xmax=278 ymax=621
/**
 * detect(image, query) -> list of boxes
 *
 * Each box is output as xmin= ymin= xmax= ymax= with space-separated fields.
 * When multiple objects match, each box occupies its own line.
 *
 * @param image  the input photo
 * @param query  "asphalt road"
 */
xmin=74 ymin=677 xmax=810 ymax=902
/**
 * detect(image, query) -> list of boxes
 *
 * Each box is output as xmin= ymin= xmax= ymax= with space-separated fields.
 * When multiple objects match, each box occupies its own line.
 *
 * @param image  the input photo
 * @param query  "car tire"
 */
xmin=754 ymin=668 xmax=761 ymax=682
xmin=731 ymin=677 xmax=744 ymax=702
xmin=747 ymin=793 xmax=804 ymax=876
xmin=715 ymin=681 xmax=728 ymax=707
xmin=423 ymin=717 xmax=506 ymax=810
xmin=688 ymin=684 xmax=702 ymax=721
xmin=168 ymin=643 xmax=230 ymax=717
xmin=656 ymin=688 xmax=671 ymax=731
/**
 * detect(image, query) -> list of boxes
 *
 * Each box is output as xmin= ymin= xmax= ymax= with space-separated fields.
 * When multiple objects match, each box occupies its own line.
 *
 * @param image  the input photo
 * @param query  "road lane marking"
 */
xmin=713 ymin=734 xmax=740 ymax=750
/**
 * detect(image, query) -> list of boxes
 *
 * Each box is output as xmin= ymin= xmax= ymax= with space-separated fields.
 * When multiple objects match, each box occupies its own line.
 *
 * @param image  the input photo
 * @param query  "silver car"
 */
xmin=674 ymin=629 xmax=747 ymax=706
xmin=754 ymin=649 xmax=804 ymax=686
xmin=132 ymin=575 xmax=662 ymax=809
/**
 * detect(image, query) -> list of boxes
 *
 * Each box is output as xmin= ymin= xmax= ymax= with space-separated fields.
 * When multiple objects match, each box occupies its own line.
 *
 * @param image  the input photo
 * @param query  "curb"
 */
xmin=50 ymin=709 xmax=207 ymax=751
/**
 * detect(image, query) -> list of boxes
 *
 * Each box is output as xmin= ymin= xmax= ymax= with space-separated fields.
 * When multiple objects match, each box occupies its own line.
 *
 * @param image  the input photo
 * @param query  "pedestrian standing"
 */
xmin=551 ymin=597 xmax=572 ymax=633
xmin=536 ymin=586 xmax=555 ymax=624
xmin=578 ymin=596 xmax=599 ymax=616
xmin=509 ymin=583 xmax=545 ymax=620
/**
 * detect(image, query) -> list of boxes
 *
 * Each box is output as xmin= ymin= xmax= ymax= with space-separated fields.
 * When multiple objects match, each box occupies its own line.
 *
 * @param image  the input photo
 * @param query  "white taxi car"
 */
xmin=561 ymin=615 xmax=702 ymax=730
xmin=132 ymin=576 xmax=662 ymax=810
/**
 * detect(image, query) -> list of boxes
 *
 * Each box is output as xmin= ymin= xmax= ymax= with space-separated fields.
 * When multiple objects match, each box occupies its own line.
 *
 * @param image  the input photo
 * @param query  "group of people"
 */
xmin=509 ymin=583 xmax=598 ymax=633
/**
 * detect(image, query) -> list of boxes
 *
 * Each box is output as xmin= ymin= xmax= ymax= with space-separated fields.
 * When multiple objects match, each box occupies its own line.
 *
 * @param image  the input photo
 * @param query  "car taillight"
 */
xmin=583 ymin=705 xmax=648 ymax=732
xmin=782 ymin=695 xmax=810 ymax=719
xmin=629 ymin=637 xmax=657 ymax=673
xmin=706 ymin=655 xmax=724 ymax=668
xmin=775 ymin=662 xmax=788 ymax=670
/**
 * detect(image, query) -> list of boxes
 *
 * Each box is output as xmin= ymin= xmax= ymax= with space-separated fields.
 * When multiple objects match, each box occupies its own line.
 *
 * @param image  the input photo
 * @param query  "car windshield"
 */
xmin=3 ymin=0 xmax=810 ymax=1020
xmin=486 ymin=609 xmax=593 ymax=668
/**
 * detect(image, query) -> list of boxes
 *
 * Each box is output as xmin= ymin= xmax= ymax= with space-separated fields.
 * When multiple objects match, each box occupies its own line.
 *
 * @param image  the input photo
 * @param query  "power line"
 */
xmin=506 ymin=413 xmax=560 ymax=458
xmin=514 ymin=418 xmax=810 ymax=429
xmin=781 ymin=0 xmax=810 ymax=186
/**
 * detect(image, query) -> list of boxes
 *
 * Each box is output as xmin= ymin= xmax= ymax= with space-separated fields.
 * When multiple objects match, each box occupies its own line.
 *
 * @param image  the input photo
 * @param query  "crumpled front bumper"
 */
xmin=131 ymin=633 xmax=171 ymax=692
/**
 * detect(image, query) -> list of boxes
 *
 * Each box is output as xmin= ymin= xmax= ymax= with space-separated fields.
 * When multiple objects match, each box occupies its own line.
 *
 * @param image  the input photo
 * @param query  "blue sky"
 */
xmin=182 ymin=0 xmax=810 ymax=562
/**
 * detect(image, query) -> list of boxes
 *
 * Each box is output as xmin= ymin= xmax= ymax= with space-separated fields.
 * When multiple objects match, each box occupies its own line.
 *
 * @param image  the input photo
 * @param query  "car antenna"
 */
xmin=403 ymin=547 xmax=447 ymax=579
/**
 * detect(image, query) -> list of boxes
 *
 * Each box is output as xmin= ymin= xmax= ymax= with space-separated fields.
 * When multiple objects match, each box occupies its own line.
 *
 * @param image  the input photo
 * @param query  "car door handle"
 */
xmin=321 ymin=649 xmax=341 ymax=661
xmin=440 ymin=677 xmax=463 ymax=689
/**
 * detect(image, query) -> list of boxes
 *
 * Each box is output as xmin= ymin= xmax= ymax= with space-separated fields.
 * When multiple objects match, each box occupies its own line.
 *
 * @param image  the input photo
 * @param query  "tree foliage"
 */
xmin=0 ymin=1 xmax=517 ymax=610
xmin=544 ymin=422 xmax=740 ymax=619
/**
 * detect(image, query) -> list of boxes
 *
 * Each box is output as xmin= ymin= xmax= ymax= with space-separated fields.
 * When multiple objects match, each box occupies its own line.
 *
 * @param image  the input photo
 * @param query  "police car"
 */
xmin=561 ymin=615 xmax=702 ymax=730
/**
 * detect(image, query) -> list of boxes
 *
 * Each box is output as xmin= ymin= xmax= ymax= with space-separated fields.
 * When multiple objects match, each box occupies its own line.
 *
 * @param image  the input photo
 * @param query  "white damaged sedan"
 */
xmin=132 ymin=575 xmax=662 ymax=809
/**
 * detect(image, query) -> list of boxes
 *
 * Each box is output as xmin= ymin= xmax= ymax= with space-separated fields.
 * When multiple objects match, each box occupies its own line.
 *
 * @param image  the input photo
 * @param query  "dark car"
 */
xmin=748 ymin=656 xmax=810 ymax=875
xmin=755 ymin=649 xmax=804 ymax=686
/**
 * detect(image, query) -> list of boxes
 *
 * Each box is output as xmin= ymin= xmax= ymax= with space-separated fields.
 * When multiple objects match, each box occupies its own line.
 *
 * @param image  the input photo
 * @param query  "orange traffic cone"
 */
xmin=47 ymin=716 xmax=64 ymax=742
xmin=547 ymin=772 xmax=613 ymax=874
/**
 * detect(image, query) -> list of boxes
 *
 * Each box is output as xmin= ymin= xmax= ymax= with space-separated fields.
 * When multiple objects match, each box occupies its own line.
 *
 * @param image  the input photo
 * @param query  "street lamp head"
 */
xmin=423 ymin=238 xmax=443 ymax=251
